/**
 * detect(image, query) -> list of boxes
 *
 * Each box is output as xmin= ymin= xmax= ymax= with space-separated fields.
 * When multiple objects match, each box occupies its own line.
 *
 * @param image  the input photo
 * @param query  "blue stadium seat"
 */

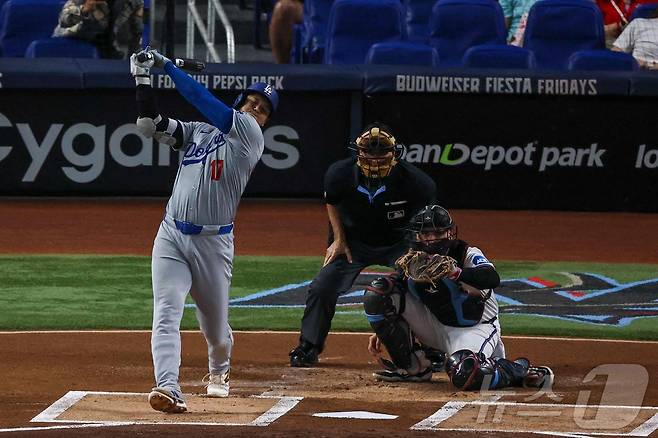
xmin=630 ymin=1 xmax=658 ymax=20
xmin=568 ymin=49 xmax=639 ymax=71
xmin=324 ymin=0 xmax=404 ymax=65
xmin=25 ymin=37 xmax=100 ymax=58
xmin=428 ymin=0 xmax=507 ymax=67
xmin=366 ymin=41 xmax=439 ymax=66
xmin=522 ymin=0 xmax=605 ymax=70
xmin=300 ymin=0 xmax=335 ymax=63
xmin=403 ymin=0 xmax=436 ymax=43
xmin=0 ymin=0 xmax=64 ymax=57
xmin=463 ymin=44 xmax=536 ymax=68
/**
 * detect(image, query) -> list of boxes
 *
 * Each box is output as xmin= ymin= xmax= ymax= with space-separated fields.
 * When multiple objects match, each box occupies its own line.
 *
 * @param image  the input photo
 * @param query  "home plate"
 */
xmin=313 ymin=411 xmax=398 ymax=420
xmin=31 ymin=391 xmax=302 ymax=427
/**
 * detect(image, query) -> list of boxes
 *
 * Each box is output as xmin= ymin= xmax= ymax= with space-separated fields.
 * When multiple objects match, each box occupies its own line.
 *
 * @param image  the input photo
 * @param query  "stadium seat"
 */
xmin=428 ymin=0 xmax=507 ymax=67
xmin=297 ymin=0 xmax=335 ymax=63
xmin=630 ymin=1 xmax=658 ymax=20
xmin=365 ymin=41 xmax=439 ymax=66
xmin=463 ymin=44 xmax=536 ymax=68
xmin=0 ymin=0 xmax=64 ymax=57
xmin=522 ymin=0 xmax=605 ymax=70
xmin=568 ymin=49 xmax=639 ymax=71
xmin=403 ymin=0 xmax=436 ymax=43
xmin=25 ymin=37 xmax=100 ymax=58
xmin=324 ymin=0 xmax=404 ymax=65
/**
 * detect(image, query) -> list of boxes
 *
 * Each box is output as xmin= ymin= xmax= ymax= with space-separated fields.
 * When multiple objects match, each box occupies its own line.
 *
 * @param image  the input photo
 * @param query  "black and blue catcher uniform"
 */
xmin=363 ymin=205 xmax=555 ymax=390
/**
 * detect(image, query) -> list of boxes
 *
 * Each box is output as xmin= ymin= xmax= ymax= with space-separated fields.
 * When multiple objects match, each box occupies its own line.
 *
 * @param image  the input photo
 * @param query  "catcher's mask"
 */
xmin=406 ymin=205 xmax=457 ymax=254
xmin=349 ymin=123 xmax=404 ymax=187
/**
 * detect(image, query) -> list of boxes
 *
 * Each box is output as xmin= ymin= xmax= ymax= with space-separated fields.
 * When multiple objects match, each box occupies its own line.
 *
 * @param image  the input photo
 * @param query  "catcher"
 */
xmin=364 ymin=205 xmax=554 ymax=391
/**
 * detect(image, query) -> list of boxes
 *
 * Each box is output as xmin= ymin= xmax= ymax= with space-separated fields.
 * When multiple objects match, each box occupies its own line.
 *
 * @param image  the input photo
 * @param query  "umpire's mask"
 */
xmin=349 ymin=123 xmax=403 ymax=188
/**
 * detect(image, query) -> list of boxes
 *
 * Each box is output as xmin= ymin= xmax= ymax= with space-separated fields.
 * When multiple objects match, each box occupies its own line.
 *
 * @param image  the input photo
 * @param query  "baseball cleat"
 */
xmin=289 ymin=341 xmax=319 ymax=368
xmin=523 ymin=366 xmax=554 ymax=389
xmin=203 ymin=372 xmax=230 ymax=397
xmin=373 ymin=366 xmax=433 ymax=383
xmin=148 ymin=387 xmax=187 ymax=413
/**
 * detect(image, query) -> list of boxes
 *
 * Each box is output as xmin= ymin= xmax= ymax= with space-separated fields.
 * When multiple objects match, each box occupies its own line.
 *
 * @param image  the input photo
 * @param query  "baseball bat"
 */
xmin=136 ymin=52 xmax=206 ymax=72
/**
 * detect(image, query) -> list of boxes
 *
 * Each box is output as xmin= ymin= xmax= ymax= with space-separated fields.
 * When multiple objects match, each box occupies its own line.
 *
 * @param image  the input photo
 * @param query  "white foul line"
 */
xmin=410 ymin=401 xmax=467 ymax=430
xmin=251 ymin=395 xmax=303 ymax=426
xmin=0 ymin=423 xmax=131 ymax=433
xmin=410 ymin=399 xmax=658 ymax=437
xmin=30 ymin=391 xmax=88 ymax=423
xmin=629 ymin=412 xmax=658 ymax=436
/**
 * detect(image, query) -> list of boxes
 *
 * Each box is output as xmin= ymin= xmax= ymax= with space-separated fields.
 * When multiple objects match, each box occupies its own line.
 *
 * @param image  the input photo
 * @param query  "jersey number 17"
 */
xmin=211 ymin=159 xmax=224 ymax=181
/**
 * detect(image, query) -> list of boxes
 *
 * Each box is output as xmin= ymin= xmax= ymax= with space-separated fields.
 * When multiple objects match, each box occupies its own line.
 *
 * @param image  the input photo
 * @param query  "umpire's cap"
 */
xmin=233 ymin=82 xmax=279 ymax=114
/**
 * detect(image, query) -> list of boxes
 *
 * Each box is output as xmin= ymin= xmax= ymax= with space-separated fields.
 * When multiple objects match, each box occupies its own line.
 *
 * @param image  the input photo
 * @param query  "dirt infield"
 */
xmin=1 ymin=199 xmax=657 ymax=437
xmin=2 ymin=331 xmax=658 ymax=437
xmin=2 ymin=198 xmax=658 ymax=263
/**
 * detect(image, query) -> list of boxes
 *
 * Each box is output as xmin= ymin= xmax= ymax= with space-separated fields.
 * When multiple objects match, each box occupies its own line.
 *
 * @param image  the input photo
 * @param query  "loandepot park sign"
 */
xmin=401 ymin=141 xmax=603 ymax=171
xmin=399 ymin=142 xmax=658 ymax=171
xmin=226 ymin=272 xmax=658 ymax=327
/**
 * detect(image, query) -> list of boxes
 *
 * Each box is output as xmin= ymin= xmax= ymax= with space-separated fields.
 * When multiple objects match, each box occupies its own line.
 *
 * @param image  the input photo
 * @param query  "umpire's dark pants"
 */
xmin=299 ymin=239 xmax=408 ymax=352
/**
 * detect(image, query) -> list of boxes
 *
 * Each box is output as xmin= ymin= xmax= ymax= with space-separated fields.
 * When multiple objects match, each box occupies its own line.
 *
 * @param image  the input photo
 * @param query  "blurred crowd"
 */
xmin=53 ymin=0 xmax=143 ymax=58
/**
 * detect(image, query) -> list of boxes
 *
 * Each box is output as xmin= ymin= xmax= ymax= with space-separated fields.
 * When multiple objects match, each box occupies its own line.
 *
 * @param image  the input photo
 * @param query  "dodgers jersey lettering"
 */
xmin=166 ymin=110 xmax=264 ymax=226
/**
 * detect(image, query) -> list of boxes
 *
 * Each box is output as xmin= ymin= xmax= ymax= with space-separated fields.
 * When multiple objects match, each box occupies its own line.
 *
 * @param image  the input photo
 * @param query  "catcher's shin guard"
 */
xmin=363 ymin=287 xmax=420 ymax=373
xmin=445 ymin=349 xmax=531 ymax=391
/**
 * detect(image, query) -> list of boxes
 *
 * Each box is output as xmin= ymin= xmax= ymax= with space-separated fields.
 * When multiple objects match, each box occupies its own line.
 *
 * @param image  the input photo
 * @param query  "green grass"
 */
xmin=0 ymin=255 xmax=656 ymax=340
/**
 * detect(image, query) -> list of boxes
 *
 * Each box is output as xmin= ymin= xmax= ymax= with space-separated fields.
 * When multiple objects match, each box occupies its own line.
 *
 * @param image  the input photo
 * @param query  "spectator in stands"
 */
xmin=269 ymin=0 xmax=303 ymax=63
xmin=596 ymin=0 xmax=628 ymax=47
xmin=613 ymin=8 xmax=658 ymax=69
xmin=53 ymin=0 xmax=144 ymax=59
xmin=499 ymin=0 xmax=539 ymax=46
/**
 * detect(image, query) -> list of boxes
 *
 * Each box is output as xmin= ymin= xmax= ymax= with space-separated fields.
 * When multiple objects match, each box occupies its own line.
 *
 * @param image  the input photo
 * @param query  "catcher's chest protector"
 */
xmin=410 ymin=240 xmax=485 ymax=327
xmin=441 ymin=239 xmax=469 ymax=268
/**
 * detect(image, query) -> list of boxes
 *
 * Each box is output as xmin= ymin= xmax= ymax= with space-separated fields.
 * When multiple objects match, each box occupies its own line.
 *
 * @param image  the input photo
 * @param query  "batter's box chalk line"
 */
xmin=0 ymin=390 xmax=302 ymax=432
xmin=411 ymin=399 xmax=658 ymax=437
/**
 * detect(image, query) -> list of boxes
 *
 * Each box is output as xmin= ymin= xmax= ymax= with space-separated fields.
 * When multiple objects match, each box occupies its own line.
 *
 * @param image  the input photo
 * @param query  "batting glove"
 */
xmin=147 ymin=49 xmax=172 ymax=69
xmin=130 ymin=51 xmax=153 ymax=85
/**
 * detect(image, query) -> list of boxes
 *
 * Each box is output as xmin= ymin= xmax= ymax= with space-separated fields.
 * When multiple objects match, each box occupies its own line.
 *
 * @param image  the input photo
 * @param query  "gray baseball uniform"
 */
xmin=151 ymin=111 xmax=264 ymax=392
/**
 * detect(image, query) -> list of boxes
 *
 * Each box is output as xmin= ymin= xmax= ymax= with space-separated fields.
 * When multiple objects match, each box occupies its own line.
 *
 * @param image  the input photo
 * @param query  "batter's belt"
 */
xmin=164 ymin=214 xmax=234 ymax=235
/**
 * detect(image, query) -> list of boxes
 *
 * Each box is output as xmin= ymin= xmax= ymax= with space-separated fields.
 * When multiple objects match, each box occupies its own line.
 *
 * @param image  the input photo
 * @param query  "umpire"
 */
xmin=289 ymin=123 xmax=437 ymax=367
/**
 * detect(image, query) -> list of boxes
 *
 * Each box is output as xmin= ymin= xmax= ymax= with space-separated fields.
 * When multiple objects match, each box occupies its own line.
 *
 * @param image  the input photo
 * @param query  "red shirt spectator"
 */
xmin=597 ymin=0 xmax=658 ymax=45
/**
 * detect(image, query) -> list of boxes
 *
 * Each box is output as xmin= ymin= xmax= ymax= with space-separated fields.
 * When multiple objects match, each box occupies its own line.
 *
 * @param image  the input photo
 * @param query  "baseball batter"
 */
xmin=130 ymin=49 xmax=279 ymax=413
xmin=364 ymin=205 xmax=554 ymax=390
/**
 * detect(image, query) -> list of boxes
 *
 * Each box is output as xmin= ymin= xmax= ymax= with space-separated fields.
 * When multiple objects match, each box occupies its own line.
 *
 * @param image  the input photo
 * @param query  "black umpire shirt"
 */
xmin=324 ymin=157 xmax=437 ymax=247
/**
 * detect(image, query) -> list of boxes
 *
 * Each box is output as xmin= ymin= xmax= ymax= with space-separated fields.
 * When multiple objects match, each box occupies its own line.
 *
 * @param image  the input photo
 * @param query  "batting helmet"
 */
xmin=348 ymin=123 xmax=404 ymax=183
xmin=232 ymin=82 xmax=279 ymax=115
xmin=406 ymin=205 xmax=457 ymax=254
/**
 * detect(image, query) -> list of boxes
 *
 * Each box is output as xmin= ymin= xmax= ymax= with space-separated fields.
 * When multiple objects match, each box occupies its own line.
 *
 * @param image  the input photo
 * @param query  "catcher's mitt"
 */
xmin=395 ymin=250 xmax=458 ymax=286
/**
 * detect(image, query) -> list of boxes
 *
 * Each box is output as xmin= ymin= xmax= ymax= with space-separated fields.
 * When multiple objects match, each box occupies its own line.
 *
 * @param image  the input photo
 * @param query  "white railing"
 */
xmin=186 ymin=0 xmax=235 ymax=63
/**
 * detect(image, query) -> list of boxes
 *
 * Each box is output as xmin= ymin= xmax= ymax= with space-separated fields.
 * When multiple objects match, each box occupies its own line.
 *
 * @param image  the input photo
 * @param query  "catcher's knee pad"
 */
xmin=363 ymin=276 xmax=404 ymax=319
xmin=446 ymin=350 xmax=530 ymax=391
xmin=445 ymin=349 xmax=494 ymax=391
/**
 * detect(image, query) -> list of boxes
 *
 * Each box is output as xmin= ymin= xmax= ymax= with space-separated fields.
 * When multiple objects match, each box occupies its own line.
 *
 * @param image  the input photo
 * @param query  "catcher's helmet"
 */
xmin=233 ymin=82 xmax=279 ymax=115
xmin=406 ymin=205 xmax=457 ymax=254
xmin=349 ymin=123 xmax=404 ymax=183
